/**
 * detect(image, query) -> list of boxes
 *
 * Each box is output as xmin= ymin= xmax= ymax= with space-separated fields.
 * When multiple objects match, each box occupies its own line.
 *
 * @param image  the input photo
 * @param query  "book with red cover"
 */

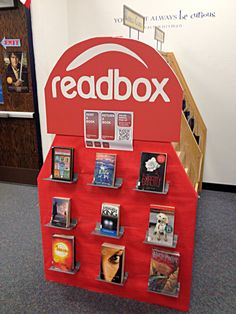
xmin=148 ymin=248 xmax=180 ymax=297
xmin=52 ymin=234 xmax=75 ymax=272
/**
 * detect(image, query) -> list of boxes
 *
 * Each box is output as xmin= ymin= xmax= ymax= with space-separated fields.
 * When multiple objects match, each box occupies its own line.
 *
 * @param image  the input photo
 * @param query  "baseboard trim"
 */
xmin=202 ymin=182 xmax=236 ymax=193
xmin=0 ymin=166 xmax=39 ymax=185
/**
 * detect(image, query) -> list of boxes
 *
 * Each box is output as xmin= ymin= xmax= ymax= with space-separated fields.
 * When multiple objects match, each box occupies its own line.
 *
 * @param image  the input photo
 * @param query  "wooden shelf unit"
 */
xmin=161 ymin=52 xmax=207 ymax=192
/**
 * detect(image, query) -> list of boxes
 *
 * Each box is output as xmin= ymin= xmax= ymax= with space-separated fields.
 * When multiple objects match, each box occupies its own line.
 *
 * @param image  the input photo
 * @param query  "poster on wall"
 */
xmin=3 ymin=51 xmax=29 ymax=92
xmin=0 ymin=75 xmax=4 ymax=104
xmin=84 ymin=110 xmax=133 ymax=151
xmin=0 ymin=0 xmax=17 ymax=9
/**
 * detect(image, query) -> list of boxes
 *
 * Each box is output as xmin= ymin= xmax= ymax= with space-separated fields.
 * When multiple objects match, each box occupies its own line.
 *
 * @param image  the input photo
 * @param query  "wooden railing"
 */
xmin=161 ymin=52 xmax=207 ymax=192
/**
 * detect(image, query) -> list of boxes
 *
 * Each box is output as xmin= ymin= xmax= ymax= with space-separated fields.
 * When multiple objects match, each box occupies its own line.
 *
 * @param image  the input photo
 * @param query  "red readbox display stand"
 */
xmin=38 ymin=37 xmax=197 ymax=312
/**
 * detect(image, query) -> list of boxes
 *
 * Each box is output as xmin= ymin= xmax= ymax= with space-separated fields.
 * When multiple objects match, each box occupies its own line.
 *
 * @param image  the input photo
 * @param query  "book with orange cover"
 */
xmin=52 ymin=234 xmax=75 ymax=272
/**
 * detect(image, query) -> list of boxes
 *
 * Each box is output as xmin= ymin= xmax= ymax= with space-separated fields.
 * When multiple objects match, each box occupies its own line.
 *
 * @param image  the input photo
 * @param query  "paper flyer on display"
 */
xmin=84 ymin=110 xmax=133 ymax=151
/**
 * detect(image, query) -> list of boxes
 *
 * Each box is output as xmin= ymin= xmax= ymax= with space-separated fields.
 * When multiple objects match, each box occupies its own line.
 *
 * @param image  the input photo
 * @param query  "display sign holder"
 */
xmin=43 ymin=173 xmax=78 ymax=183
xmin=88 ymin=177 xmax=123 ymax=189
xmin=148 ymin=282 xmax=180 ymax=298
xmin=154 ymin=27 xmax=165 ymax=51
xmin=96 ymin=272 xmax=128 ymax=286
xmin=44 ymin=218 xmax=78 ymax=231
xmin=123 ymin=5 xmax=145 ymax=40
xmin=143 ymin=232 xmax=178 ymax=248
xmin=49 ymin=262 xmax=80 ymax=275
xmin=134 ymin=182 xmax=169 ymax=194
xmin=92 ymin=222 xmax=124 ymax=239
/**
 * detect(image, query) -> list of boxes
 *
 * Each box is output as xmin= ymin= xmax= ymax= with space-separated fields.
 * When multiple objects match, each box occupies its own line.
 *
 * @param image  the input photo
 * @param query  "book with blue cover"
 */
xmin=93 ymin=153 xmax=116 ymax=186
xmin=100 ymin=203 xmax=120 ymax=236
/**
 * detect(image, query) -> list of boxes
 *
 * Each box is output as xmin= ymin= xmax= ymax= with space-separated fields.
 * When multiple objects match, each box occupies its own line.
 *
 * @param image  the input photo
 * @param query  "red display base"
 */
xmin=38 ymin=135 xmax=197 ymax=312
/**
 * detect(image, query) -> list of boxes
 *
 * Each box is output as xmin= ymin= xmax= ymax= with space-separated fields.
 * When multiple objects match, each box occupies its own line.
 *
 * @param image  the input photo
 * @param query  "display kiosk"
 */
xmin=38 ymin=37 xmax=198 ymax=312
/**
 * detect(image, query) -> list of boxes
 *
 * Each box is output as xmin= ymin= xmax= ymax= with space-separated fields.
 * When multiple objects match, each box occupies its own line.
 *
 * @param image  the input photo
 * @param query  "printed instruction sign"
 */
xmin=84 ymin=110 xmax=133 ymax=151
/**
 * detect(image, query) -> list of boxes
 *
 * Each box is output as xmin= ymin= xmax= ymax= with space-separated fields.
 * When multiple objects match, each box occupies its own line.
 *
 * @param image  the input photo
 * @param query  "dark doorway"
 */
xmin=0 ymin=2 xmax=42 ymax=185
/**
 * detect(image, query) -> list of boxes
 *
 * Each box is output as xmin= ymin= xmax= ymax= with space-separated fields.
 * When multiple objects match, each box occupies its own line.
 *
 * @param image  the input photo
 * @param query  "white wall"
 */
xmin=31 ymin=0 xmax=236 ymax=185
xmin=30 ymin=0 xmax=69 ymax=158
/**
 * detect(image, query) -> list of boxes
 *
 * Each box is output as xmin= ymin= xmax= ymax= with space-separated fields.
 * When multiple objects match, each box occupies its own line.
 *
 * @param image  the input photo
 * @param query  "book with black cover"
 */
xmin=100 ymin=203 xmax=120 ymax=236
xmin=51 ymin=197 xmax=71 ymax=228
xmin=137 ymin=152 xmax=167 ymax=192
xmin=100 ymin=243 xmax=125 ymax=284
xmin=148 ymin=248 xmax=180 ymax=297
xmin=93 ymin=153 xmax=116 ymax=186
xmin=52 ymin=234 xmax=75 ymax=272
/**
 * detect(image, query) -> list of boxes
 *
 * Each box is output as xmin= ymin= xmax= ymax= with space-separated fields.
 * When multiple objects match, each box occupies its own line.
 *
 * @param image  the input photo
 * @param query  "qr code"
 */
xmin=118 ymin=129 xmax=131 ymax=141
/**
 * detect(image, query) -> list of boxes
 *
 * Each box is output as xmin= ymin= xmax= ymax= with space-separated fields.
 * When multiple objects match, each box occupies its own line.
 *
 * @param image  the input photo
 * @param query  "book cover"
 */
xmin=100 ymin=203 xmax=120 ymax=236
xmin=0 ymin=75 xmax=4 ymax=104
xmin=51 ymin=147 xmax=74 ymax=181
xmin=138 ymin=152 xmax=167 ymax=192
xmin=148 ymin=248 xmax=180 ymax=296
xmin=52 ymin=234 xmax=75 ymax=272
xmin=147 ymin=204 xmax=175 ymax=247
xmin=93 ymin=153 xmax=116 ymax=186
xmin=100 ymin=243 xmax=125 ymax=284
xmin=51 ymin=197 xmax=71 ymax=228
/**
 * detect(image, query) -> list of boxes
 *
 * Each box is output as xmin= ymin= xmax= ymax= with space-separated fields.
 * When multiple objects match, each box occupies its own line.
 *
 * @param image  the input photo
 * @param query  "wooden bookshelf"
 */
xmin=161 ymin=52 xmax=207 ymax=192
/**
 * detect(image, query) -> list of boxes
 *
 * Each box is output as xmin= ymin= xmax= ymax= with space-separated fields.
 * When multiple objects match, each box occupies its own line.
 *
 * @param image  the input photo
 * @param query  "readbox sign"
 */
xmin=45 ymin=37 xmax=183 ymax=142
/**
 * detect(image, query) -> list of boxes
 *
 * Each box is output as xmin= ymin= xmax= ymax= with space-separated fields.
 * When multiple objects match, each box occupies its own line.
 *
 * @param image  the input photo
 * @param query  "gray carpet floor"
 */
xmin=0 ymin=182 xmax=235 ymax=314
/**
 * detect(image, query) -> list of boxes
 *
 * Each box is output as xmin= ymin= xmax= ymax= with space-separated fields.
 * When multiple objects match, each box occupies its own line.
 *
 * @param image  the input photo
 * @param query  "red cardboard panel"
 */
xmin=38 ymin=136 xmax=197 ymax=312
xmin=45 ymin=37 xmax=183 ymax=142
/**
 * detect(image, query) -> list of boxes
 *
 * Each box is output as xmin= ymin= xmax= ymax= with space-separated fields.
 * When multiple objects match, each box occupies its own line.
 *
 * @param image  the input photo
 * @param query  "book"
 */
xmin=100 ymin=203 xmax=120 ymax=236
xmin=137 ymin=152 xmax=167 ymax=192
xmin=147 ymin=204 xmax=175 ymax=247
xmin=194 ymin=133 xmax=200 ymax=145
xmin=100 ymin=243 xmax=125 ymax=284
xmin=51 ymin=147 xmax=74 ymax=181
xmin=0 ymin=75 xmax=4 ymax=104
xmin=188 ymin=117 xmax=195 ymax=131
xmin=184 ymin=110 xmax=190 ymax=120
xmin=93 ymin=153 xmax=116 ymax=186
xmin=148 ymin=248 xmax=180 ymax=296
xmin=52 ymin=234 xmax=75 ymax=272
xmin=51 ymin=197 xmax=71 ymax=228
